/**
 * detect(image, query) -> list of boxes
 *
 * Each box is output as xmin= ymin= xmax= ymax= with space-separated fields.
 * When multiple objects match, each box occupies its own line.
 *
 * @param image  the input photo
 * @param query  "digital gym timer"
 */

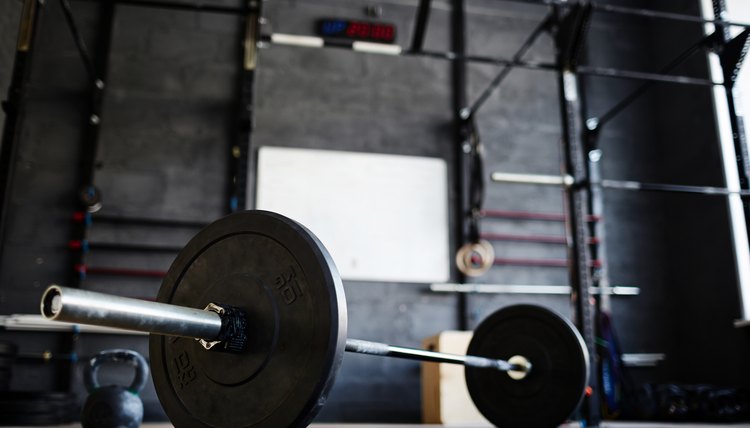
xmin=317 ymin=19 xmax=396 ymax=44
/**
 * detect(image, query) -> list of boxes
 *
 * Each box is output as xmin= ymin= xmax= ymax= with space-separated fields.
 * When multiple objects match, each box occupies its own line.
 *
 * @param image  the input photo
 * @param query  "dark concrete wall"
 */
xmin=0 ymin=1 xmax=22 ymax=128
xmin=0 ymin=0 xmax=749 ymax=424
xmin=583 ymin=2 xmax=680 ymax=389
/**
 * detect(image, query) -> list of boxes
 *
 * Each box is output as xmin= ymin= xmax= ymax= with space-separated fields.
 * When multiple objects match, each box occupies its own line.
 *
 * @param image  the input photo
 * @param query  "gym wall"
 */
xmin=0 ymin=0 xmax=749 ymax=423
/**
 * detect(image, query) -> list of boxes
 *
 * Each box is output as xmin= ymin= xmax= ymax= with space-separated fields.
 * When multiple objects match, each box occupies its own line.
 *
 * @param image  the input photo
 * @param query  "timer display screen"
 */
xmin=317 ymin=19 xmax=396 ymax=43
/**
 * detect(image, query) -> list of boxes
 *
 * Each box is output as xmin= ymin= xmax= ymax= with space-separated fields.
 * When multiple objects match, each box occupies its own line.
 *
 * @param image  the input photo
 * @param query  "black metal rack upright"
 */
xmin=0 ymin=0 xmax=261 ymax=394
xmin=550 ymin=4 xmax=601 ymax=424
xmin=451 ymin=0 xmax=471 ymax=331
xmin=0 ymin=0 xmax=43 ymax=264
xmin=711 ymin=0 xmax=750 ymax=324
xmin=63 ymin=0 xmax=115 ymax=290
xmin=229 ymin=1 xmax=262 ymax=212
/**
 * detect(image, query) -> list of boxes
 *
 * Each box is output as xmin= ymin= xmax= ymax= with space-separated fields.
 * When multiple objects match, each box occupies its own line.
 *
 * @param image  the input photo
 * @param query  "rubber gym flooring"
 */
xmin=4 ymin=423 xmax=750 ymax=427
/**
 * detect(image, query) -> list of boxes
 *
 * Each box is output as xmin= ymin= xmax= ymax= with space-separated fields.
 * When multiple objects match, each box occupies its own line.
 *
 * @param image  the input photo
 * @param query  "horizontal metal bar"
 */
xmin=595 ymin=34 xmax=711 ymax=128
xmin=494 ymin=258 xmax=601 ymax=268
xmin=69 ymin=240 xmax=183 ymax=253
xmin=17 ymin=351 xmax=83 ymax=362
xmin=492 ymin=171 xmax=750 ymax=196
xmin=78 ymin=265 xmax=167 ymax=278
xmin=591 ymin=2 xmax=750 ymax=29
xmin=78 ymin=212 xmax=209 ymax=228
xmin=494 ymin=258 xmax=569 ymax=267
xmin=480 ymin=209 xmax=601 ymax=222
xmin=620 ymin=353 xmax=665 ymax=367
xmin=353 ymin=41 xmax=402 ymax=55
xmin=481 ymin=232 xmax=566 ymax=245
xmin=75 ymin=0 xmax=248 ymax=14
xmin=600 ymin=179 xmax=750 ymax=196
xmin=491 ymin=171 xmax=569 ymax=186
xmin=345 ymin=338 xmax=525 ymax=372
xmin=270 ymin=33 xmax=323 ymax=48
xmin=41 ymin=285 xmax=222 ymax=339
xmin=0 ymin=314 xmax=148 ymax=335
xmin=262 ymin=33 xmax=718 ymax=87
xmin=430 ymin=283 xmax=640 ymax=296
xmin=481 ymin=209 xmax=567 ymax=221
xmin=490 ymin=0 xmax=750 ymax=29
xmin=491 ymin=171 xmax=574 ymax=187
xmin=577 ymin=65 xmax=717 ymax=86
xmin=480 ymin=232 xmax=598 ymax=245
xmin=39 ymin=287 xmax=530 ymax=373
xmin=425 ymin=53 xmax=717 ymax=86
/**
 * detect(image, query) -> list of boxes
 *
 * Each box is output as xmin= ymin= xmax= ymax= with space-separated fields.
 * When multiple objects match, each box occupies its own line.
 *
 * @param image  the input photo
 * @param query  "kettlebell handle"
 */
xmin=84 ymin=349 xmax=149 ymax=394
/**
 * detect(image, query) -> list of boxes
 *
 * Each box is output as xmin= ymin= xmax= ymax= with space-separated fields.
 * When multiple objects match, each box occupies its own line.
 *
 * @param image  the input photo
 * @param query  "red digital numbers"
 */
xmin=346 ymin=22 xmax=370 ymax=38
xmin=370 ymin=24 xmax=394 ymax=42
xmin=344 ymin=22 xmax=395 ymax=42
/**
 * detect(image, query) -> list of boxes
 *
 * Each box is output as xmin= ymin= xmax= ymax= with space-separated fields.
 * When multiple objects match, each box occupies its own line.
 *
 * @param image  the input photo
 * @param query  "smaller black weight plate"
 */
xmin=0 ymin=341 xmax=17 ymax=356
xmin=0 ymin=391 xmax=76 ymax=426
xmin=465 ymin=304 xmax=589 ymax=428
xmin=0 ymin=413 xmax=65 ymax=426
xmin=0 ymin=341 xmax=17 ymax=370
xmin=0 ymin=371 xmax=10 ymax=391
xmin=0 ymin=391 xmax=75 ymax=411
xmin=151 ymin=211 xmax=347 ymax=428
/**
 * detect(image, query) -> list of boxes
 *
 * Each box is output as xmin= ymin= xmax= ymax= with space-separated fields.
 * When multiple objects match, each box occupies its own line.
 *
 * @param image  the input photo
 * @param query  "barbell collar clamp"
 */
xmin=199 ymin=303 xmax=249 ymax=352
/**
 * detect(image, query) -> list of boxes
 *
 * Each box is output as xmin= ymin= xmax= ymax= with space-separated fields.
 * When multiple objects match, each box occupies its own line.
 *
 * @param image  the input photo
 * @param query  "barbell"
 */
xmin=40 ymin=210 xmax=589 ymax=427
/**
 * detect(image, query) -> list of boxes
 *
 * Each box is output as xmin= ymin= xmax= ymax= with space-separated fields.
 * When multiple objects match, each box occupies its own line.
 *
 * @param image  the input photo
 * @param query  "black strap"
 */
xmin=466 ymin=120 xmax=484 ymax=243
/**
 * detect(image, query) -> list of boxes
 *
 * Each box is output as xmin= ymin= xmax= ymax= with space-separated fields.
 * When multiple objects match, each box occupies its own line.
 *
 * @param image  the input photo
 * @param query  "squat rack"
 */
xmin=256 ymin=1 xmax=750 ymax=425
xmin=0 ymin=0 xmax=262 ymax=391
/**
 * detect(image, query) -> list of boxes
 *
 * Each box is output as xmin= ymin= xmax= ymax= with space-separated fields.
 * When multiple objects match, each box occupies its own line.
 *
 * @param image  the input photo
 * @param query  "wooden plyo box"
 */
xmin=421 ymin=331 xmax=491 ymax=426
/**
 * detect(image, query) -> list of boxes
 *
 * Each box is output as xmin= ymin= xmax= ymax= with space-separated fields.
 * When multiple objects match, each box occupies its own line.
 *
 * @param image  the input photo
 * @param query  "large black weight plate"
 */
xmin=465 ymin=304 xmax=589 ymax=428
xmin=150 ymin=211 xmax=347 ymax=428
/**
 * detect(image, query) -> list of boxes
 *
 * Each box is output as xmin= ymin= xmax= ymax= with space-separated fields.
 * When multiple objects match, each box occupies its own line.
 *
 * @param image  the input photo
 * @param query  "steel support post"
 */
xmin=409 ymin=0 xmax=432 ymax=53
xmin=553 ymin=4 xmax=601 ymax=425
xmin=68 ymin=1 xmax=115 ymax=288
xmin=230 ymin=1 xmax=261 ymax=212
xmin=451 ymin=0 xmax=470 ymax=330
xmin=0 ymin=0 xmax=43 ymax=263
xmin=709 ymin=0 xmax=750 ymax=324
xmin=62 ymin=0 xmax=116 ymax=392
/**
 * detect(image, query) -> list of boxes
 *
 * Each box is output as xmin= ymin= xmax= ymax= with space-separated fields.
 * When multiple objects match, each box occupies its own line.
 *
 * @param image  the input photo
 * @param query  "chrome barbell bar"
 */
xmin=41 ymin=285 xmax=530 ymax=374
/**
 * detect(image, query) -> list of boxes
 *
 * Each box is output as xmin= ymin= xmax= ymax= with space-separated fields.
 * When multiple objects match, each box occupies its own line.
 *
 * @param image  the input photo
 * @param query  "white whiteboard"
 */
xmin=254 ymin=147 xmax=450 ymax=283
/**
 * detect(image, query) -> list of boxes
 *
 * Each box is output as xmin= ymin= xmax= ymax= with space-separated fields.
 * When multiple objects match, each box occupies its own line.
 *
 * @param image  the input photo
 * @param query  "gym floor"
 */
xmin=5 ymin=424 xmax=750 ymax=428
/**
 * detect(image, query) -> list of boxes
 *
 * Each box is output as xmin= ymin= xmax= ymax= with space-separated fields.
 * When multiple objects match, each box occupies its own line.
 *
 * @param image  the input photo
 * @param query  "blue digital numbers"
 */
xmin=320 ymin=19 xmax=348 ymax=37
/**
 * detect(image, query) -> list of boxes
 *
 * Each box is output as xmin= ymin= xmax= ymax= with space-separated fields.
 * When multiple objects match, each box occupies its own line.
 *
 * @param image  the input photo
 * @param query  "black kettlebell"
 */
xmin=81 ymin=349 xmax=149 ymax=428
